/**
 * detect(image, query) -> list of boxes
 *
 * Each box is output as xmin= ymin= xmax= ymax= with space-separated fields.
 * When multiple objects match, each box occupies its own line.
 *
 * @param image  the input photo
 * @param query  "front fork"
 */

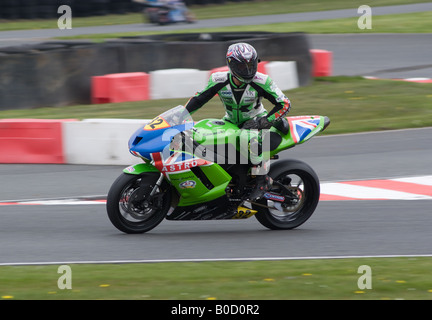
xmin=149 ymin=173 xmax=164 ymax=197
xmin=129 ymin=172 xmax=164 ymax=209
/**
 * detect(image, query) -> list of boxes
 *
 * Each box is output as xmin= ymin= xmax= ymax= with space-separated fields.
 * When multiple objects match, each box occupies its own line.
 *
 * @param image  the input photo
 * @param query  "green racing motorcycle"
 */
xmin=106 ymin=105 xmax=330 ymax=233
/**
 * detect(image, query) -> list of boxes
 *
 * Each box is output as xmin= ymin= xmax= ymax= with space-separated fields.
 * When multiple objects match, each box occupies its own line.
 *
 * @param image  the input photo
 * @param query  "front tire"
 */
xmin=253 ymin=160 xmax=320 ymax=230
xmin=106 ymin=173 xmax=171 ymax=234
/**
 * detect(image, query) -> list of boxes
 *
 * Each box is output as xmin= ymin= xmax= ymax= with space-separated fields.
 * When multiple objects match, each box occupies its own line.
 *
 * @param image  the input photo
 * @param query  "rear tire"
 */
xmin=253 ymin=160 xmax=320 ymax=230
xmin=106 ymin=173 xmax=171 ymax=234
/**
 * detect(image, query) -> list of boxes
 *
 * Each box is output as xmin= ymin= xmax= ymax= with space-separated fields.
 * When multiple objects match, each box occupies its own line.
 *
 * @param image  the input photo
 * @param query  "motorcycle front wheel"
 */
xmin=253 ymin=159 xmax=320 ymax=230
xmin=106 ymin=172 xmax=171 ymax=234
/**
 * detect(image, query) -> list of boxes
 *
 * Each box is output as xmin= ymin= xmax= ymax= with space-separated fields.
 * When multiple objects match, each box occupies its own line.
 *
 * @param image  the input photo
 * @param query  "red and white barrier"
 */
xmin=0 ymin=119 xmax=76 ymax=164
xmin=310 ymin=49 xmax=332 ymax=77
xmin=0 ymin=55 xmax=326 ymax=164
xmin=91 ymin=60 xmax=301 ymax=104
xmin=91 ymin=72 xmax=150 ymax=103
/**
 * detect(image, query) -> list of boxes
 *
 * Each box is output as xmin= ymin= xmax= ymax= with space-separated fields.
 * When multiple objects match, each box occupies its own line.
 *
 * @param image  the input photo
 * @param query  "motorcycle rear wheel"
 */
xmin=253 ymin=160 xmax=320 ymax=230
xmin=106 ymin=172 xmax=171 ymax=234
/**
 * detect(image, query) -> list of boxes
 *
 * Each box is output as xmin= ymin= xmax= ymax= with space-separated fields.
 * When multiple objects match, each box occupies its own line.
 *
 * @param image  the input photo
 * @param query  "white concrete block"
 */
xmin=149 ymin=68 xmax=209 ymax=100
xmin=63 ymin=119 xmax=149 ymax=165
xmin=265 ymin=61 xmax=299 ymax=91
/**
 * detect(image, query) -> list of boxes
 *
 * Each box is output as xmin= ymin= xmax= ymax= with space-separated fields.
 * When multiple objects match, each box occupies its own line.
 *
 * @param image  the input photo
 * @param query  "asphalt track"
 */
xmin=0 ymin=128 xmax=431 ymax=265
xmin=0 ymin=4 xmax=432 ymax=265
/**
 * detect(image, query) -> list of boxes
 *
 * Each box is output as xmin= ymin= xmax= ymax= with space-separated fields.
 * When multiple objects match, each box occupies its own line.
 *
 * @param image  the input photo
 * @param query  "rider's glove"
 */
xmin=242 ymin=118 xmax=258 ymax=129
xmin=242 ymin=116 xmax=272 ymax=130
xmin=257 ymin=116 xmax=272 ymax=129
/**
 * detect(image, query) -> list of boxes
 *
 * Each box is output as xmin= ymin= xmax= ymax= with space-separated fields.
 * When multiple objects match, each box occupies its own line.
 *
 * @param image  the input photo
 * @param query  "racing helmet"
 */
xmin=226 ymin=42 xmax=258 ymax=83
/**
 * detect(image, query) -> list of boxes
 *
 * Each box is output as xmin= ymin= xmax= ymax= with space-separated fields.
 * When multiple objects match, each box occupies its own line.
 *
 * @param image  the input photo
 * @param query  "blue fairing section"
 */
xmin=128 ymin=123 xmax=193 ymax=159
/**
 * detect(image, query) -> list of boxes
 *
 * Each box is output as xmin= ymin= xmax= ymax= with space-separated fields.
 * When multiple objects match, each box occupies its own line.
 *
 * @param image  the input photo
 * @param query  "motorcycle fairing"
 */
xmin=166 ymin=196 xmax=258 ymax=220
xmin=129 ymin=123 xmax=194 ymax=160
xmin=151 ymin=151 xmax=232 ymax=206
xmin=191 ymin=115 xmax=330 ymax=164
xmin=125 ymin=107 xmax=329 ymax=210
xmin=269 ymin=115 xmax=330 ymax=155
xmin=166 ymin=195 xmax=231 ymax=220
xmin=287 ymin=116 xmax=323 ymax=144
xmin=123 ymin=162 xmax=160 ymax=175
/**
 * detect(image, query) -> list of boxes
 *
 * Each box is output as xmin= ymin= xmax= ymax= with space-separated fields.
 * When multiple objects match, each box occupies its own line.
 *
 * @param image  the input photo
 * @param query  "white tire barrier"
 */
xmin=63 ymin=119 xmax=149 ymax=165
xmin=92 ymin=62 xmax=300 ymax=104
xmin=265 ymin=61 xmax=299 ymax=91
xmin=149 ymin=68 xmax=209 ymax=100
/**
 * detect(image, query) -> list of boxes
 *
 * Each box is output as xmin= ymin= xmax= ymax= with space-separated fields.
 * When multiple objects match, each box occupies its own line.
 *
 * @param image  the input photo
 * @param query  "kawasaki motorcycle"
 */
xmin=106 ymin=105 xmax=330 ymax=233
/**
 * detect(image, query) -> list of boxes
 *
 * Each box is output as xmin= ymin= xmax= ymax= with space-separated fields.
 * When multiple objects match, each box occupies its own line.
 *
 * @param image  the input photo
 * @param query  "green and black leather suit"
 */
xmin=185 ymin=71 xmax=291 ymax=127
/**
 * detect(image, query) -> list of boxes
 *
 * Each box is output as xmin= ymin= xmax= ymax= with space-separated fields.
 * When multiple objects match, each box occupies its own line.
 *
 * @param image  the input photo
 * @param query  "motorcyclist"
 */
xmin=185 ymin=42 xmax=291 ymax=200
xmin=135 ymin=0 xmax=194 ymax=24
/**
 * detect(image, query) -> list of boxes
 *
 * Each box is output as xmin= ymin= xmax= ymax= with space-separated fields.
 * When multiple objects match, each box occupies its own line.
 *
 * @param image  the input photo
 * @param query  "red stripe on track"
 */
xmin=339 ymin=180 xmax=432 ymax=197
xmin=319 ymin=194 xmax=359 ymax=201
xmin=0 ymin=202 xmax=41 ymax=206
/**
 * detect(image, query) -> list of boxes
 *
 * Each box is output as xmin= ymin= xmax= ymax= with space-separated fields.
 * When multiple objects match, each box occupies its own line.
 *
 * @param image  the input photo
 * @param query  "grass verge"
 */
xmin=1 ymin=257 xmax=432 ymax=300
xmin=54 ymin=11 xmax=432 ymax=41
xmin=1 ymin=76 xmax=431 ymax=135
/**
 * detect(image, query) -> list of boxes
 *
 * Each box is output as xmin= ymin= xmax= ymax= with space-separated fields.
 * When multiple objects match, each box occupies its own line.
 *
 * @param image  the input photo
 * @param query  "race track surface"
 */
xmin=1 ymin=128 xmax=431 ymax=265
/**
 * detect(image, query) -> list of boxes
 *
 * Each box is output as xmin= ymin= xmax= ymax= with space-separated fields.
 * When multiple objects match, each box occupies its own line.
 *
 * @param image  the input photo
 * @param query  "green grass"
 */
xmin=52 ymin=10 xmax=432 ymax=41
xmin=1 ymin=77 xmax=431 ymax=135
xmin=258 ymin=10 xmax=432 ymax=34
xmin=1 ymin=257 xmax=432 ymax=300
xmin=250 ymin=10 xmax=432 ymax=34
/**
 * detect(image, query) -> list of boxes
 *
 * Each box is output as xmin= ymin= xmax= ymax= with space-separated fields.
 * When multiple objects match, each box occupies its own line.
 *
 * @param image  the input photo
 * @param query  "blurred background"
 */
xmin=0 ymin=0 xmax=251 ymax=19
xmin=1 ymin=0 xmax=432 ymax=301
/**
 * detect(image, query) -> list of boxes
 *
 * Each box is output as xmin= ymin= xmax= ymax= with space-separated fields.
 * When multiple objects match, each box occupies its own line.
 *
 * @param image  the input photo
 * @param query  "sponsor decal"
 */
xmin=219 ymin=90 xmax=232 ymax=97
xmin=125 ymin=166 xmax=135 ymax=173
xmin=213 ymin=73 xmax=227 ymax=82
xmin=152 ymin=152 xmax=212 ymax=173
xmin=162 ymin=159 xmax=209 ymax=173
xmin=263 ymin=192 xmax=285 ymax=202
xmin=193 ymin=205 xmax=207 ymax=213
xmin=179 ymin=180 xmax=196 ymax=189
xmin=254 ymin=74 xmax=267 ymax=84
